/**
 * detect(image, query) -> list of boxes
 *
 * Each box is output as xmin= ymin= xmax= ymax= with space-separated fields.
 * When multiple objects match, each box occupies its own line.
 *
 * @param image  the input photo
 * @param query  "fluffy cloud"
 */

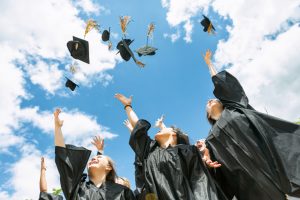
xmin=161 ymin=0 xmax=300 ymax=121
xmin=0 ymin=144 xmax=60 ymax=200
xmin=162 ymin=0 xmax=212 ymax=42
xmin=0 ymin=0 xmax=120 ymax=94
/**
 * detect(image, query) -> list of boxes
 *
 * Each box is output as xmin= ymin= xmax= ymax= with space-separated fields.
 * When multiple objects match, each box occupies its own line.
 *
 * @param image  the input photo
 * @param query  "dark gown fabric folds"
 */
xmin=55 ymin=145 xmax=136 ymax=200
xmin=129 ymin=119 xmax=223 ymax=200
xmin=39 ymin=192 xmax=63 ymax=200
xmin=206 ymin=70 xmax=300 ymax=200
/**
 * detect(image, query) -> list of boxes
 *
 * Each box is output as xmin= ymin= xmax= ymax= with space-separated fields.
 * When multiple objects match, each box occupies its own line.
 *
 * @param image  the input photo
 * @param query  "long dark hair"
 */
xmin=171 ymin=126 xmax=190 ymax=145
xmin=207 ymin=112 xmax=216 ymax=126
xmin=106 ymin=156 xmax=117 ymax=182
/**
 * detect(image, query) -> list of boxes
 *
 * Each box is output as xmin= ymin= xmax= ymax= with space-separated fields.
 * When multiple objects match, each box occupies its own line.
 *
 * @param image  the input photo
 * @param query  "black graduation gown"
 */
xmin=55 ymin=145 xmax=136 ymax=200
xmin=206 ymin=70 xmax=300 ymax=200
xmin=129 ymin=119 xmax=221 ymax=200
xmin=39 ymin=192 xmax=63 ymax=200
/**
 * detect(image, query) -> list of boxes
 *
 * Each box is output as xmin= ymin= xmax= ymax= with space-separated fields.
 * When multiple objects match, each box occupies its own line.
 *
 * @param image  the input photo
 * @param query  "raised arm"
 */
xmin=115 ymin=93 xmax=139 ymax=129
xmin=39 ymin=157 xmax=47 ymax=192
xmin=123 ymin=119 xmax=134 ymax=133
xmin=54 ymin=109 xmax=65 ymax=147
xmin=91 ymin=135 xmax=104 ymax=155
xmin=203 ymin=49 xmax=217 ymax=77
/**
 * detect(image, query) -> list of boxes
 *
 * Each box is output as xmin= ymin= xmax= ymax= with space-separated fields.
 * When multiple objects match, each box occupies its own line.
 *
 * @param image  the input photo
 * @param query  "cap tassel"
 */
xmin=120 ymin=16 xmax=131 ymax=36
xmin=84 ymin=19 xmax=100 ymax=38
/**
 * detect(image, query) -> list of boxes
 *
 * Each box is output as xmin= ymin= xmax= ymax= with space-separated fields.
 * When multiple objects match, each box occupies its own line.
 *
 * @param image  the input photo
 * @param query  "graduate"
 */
xmin=123 ymin=119 xmax=146 ymax=200
xmin=202 ymin=50 xmax=300 ymax=199
xmin=53 ymin=108 xmax=136 ymax=200
xmin=115 ymin=94 xmax=223 ymax=200
xmin=39 ymin=157 xmax=63 ymax=200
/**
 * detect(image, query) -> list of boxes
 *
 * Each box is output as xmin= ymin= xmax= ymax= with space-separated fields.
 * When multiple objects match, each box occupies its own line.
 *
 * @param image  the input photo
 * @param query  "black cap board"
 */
xmin=67 ymin=36 xmax=90 ymax=64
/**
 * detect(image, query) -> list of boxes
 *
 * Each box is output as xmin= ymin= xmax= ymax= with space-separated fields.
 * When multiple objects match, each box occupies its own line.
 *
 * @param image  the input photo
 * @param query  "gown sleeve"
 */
xmin=39 ymin=192 xmax=63 ymax=200
xmin=55 ymin=144 xmax=91 ymax=200
xmin=129 ymin=119 xmax=153 ymax=160
xmin=212 ymin=70 xmax=251 ymax=108
xmin=180 ymin=145 xmax=220 ymax=199
xmin=124 ymin=187 xmax=137 ymax=200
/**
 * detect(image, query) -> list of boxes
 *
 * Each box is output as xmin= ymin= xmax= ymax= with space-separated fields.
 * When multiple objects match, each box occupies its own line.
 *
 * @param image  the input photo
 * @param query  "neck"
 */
xmin=89 ymin=172 xmax=107 ymax=187
xmin=212 ymin=111 xmax=222 ymax=121
xmin=159 ymin=136 xmax=176 ymax=149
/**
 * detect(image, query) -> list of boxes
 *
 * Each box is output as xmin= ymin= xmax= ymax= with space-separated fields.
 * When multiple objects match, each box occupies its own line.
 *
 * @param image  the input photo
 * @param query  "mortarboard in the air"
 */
xmin=135 ymin=23 xmax=158 ymax=57
xmin=67 ymin=36 xmax=90 ymax=64
xmin=102 ymin=28 xmax=110 ymax=42
xmin=65 ymin=77 xmax=79 ymax=91
xmin=117 ymin=39 xmax=145 ymax=67
xmin=200 ymin=15 xmax=216 ymax=34
xmin=116 ymin=39 xmax=134 ymax=61
xmin=135 ymin=46 xmax=158 ymax=57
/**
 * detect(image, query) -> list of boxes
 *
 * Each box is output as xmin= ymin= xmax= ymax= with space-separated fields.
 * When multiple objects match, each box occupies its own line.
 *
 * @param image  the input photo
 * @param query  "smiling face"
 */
xmin=87 ymin=155 xmax=111 ymax=175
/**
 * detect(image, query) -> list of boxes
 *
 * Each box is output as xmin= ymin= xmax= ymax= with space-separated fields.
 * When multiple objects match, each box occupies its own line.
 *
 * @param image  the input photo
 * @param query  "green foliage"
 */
xmin=52 ymin=188 xmax=62 ymax=195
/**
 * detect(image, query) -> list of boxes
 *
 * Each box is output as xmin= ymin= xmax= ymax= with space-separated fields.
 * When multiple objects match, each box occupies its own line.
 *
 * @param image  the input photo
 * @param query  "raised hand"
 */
xmin=54 ymin=108 xmax=63 ymax=128
xmin=195 ymin=139 xmax=206 ymax=152
xmin=114 ymin=93 xmax=132 ymax=106
xmin=91 ymin=135 xmax=104 ymax=152
xmin=155 ymin=115 xmax=166 ymax=129
xmin=203 ymin=49 xmax=213 ymax=67
xmin=123 ymin=119 xmax=133 ymax=132
xmin=41 ymin=157 xmax=46 ymax=171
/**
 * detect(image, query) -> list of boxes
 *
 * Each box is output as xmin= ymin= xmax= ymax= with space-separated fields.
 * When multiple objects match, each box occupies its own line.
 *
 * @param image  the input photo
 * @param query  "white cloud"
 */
xmin=0 ymin=144 xmax=60 ymax=200
xmin=161 ymin=0 xmax=300 ymax=121
xmin=163 ymin=30 xmax=181 ymax=42
xmin=210 ymin=0 xmax=300 ymax=121
xmin=0 ymin=0 xmax=120 ymax=94
xmin=17 ymin=107 xmax=117 ymax=145
xmin=25 ymin=60 xmax=63 ymax=94
xmin=161 ymin=0 xmax=211 ymax=42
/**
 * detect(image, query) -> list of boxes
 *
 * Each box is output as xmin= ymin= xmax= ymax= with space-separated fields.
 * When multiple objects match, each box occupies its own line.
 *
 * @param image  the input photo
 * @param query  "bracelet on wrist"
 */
xmin=124 ymin=105 xmax=132 ymax=110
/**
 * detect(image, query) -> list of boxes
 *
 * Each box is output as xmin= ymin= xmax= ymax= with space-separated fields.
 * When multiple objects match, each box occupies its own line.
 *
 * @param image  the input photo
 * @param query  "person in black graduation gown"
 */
xmin=123 ymin=119 xmax=146 ymax=200
xmin=115 ymin=93 xmax=222 ymax=200
xmin=39 ymin=157 xmax=63 ymax=200
xmin=202 ymin=50 xmax=300 ymax=200
xmin=53 ymin=108 xmax=136 ymax=200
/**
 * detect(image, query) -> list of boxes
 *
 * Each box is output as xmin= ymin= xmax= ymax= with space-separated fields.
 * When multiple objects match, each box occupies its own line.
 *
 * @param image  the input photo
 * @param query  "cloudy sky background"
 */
xmin=0 ymin=0 xmax=299 ymax=199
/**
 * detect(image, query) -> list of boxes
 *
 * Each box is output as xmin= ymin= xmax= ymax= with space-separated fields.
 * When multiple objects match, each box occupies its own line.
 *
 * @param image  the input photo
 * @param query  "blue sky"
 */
xmin=0 ymin=0 xmax=299 ymax=199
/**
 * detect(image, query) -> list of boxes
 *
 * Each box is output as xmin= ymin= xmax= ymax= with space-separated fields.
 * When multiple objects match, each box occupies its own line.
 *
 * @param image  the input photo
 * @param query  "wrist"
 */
xmin=124 ymin=104 xmax=132 ymax=110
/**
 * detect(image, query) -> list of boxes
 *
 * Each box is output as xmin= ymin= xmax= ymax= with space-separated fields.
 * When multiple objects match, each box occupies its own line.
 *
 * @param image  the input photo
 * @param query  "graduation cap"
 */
xmin=102 ymin=28 xmax=113 ymax=50
xmin=135 ymin=23 xmax=158 ymax=57
xmin=200 ymin=15 xmax=216 ymax=34
xmin=102 ymin=28 xmax=110 ymax=42
xmin=67 ymin=36 xmax=90 ymax=64
xmin=65 ymin=77 xmax=79 ymax=91
xmin=117 ymin=39 xmax=145 ymax=67
xmin=135 ymin=46 xmax=158 ymax=57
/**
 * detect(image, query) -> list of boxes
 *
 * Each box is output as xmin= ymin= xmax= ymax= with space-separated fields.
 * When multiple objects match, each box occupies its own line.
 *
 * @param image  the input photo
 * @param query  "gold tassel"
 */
xmin=135 ymin=60 xmax=145 ymax=68
xmin=108 ymin=41 xmax=112 ymax=50
xmin=84 ymin=19 xmax=100 ymax=38
xmin=120 ymin=16 xmax=131 ymax=35
xmin=147 ymin=23 xmax=155 ymax=38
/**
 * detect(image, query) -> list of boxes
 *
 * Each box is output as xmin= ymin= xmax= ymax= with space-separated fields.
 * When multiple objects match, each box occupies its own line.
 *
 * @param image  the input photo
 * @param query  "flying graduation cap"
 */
xmin=101 ymin=27 xmax=113 ymax=50
xmin=116 ymin=39 xmax=145 ymax=67
xmin=67 ymin=36 xmax=90 ymax=64
xmin=200 ymin=15 xmax=216 ymax=34
xmin=117 ymin=16 xmax=145 ymax=67
xmin=135 ymin=22 xmax=158 ymax=57
xmin=65 ymin=77 xmax=79 ymax=91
